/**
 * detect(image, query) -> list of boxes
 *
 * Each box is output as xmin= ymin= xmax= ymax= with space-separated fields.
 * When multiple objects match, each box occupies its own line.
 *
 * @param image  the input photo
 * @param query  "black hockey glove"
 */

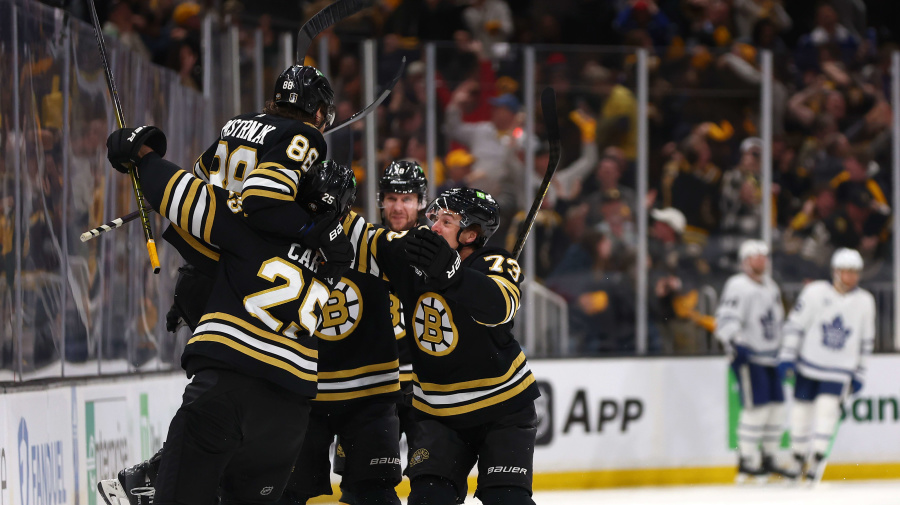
xmin=316 ymin=236 xmax=354 ymax=286
xmin=300 ymin=212 xmax=353 ymax=284
xmin=404 ymin=228 xmax=462 ymax=291
xmin=106 ymin=126 xmax=168 ymax=174
xmin=165 ymin=264 xmax=215 ymax=332
xmin=299 ymin=211 xmax=342 ymax=251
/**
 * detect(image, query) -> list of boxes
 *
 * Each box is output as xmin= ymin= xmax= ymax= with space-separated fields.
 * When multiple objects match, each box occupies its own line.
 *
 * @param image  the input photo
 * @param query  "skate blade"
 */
xmin=97 ymin=479 xmax=130 ymax=505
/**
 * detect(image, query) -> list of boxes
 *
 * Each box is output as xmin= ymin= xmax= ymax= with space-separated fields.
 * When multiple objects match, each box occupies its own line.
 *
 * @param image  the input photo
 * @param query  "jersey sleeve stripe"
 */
xmin=160 ymin=170 xmax=185 ymax=217
xmin=413 ymin=351 xmax=527 ymax=393
xmin=241 ymin=188 xmax=296 ymax=202
xmin=187 ymin=333 xmax=317 ymax=382
xmin=173 ymin=225 xmax=220 ymax=261
xmin=347 ymin=214 xmax=366 ymax=269
xmin=179 ymin=178 xmax=203 ymax=231
xmin=190 ymin=186 xmax=208 ymax=237
xmin=368 ymin=228 xmax=385 ymax=277
xmin=166 ymin=173 xmax=192 ymax=224
xmin=201 ymin=311 xmax=318 ymax=359
xmin=203 ymin=184 xmax=217 ymax=243
xmin=317 ymin=359 xmax=400 ymax=379
xmin=491 ymin=275 xmax=521 ymax=305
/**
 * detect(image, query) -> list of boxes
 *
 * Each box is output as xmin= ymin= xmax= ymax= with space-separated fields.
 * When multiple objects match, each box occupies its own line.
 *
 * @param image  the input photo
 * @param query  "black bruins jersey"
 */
xmin=390 ymin=292 xmax=413 ymax=385
xmin=137 ymin=152 xmax=331 ymax=397
xmin=343 ymin=212 xmax=539 ymax=428
xmin=162 ymin=112 xmax=326 ymax=276
xmin=312 ymin=268 xmax=401 ymax=409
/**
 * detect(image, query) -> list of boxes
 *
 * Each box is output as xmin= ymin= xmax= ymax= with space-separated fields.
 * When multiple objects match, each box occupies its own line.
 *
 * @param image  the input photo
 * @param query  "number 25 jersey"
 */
xmin=137 ymin=152 xmax=331 ymax=397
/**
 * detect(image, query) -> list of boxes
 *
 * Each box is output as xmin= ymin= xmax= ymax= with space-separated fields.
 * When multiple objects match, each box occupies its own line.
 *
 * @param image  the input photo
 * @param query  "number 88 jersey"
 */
xmin=163 ymin=112 xmax=326 ymax=276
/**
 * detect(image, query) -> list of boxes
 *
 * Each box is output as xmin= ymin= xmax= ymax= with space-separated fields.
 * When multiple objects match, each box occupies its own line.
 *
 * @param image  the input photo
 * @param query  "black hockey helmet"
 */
xmin=274 ymin=65 xmax=336 ymax=127
xmin=297 ymin=160 xmax=357 ymax=220
xmin=425 ymin=187 xmax=500 ymax=248
xmin=378 ymin=160 xmax=428 ymax=209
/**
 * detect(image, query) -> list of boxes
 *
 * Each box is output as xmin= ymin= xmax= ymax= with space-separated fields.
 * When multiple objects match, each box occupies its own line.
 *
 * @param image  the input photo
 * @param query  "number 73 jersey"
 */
xmin=343 ymin=213 xmax=540 ymax=428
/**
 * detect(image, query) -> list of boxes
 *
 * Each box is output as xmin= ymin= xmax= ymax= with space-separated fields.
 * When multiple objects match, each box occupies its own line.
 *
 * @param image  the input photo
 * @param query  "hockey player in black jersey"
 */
xmin=103 ymin=126 xmax=356 ymax=505
xmin=341 ymin=187 xmax=540 ymax=505
xmin=165 ymin=64 xmax=334 ymax=333
xmin=99 ymin=65 xmax=340 ymax=505
xmin=320 ymin=161 xmax=430 ymax=505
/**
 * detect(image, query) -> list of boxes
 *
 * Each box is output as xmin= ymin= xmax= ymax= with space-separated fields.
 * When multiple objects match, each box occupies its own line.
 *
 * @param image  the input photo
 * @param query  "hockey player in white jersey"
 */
xmin=778 ymin=248 xmax=875 ymax=483
xmin=715 ymin=240 xmax=787 ymax=482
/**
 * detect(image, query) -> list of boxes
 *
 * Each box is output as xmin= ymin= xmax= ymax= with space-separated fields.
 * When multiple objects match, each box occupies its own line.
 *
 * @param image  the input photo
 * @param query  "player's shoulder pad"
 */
xmin=468 ymin=246 xmax=513 ymax=263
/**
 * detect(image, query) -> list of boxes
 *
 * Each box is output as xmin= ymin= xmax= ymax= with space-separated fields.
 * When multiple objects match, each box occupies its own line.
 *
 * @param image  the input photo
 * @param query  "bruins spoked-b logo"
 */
xmin=413 ymin=294 xmax=458 ymax=356
xmin=315 ymin=279 xmax=363 ymax=341
xmin=409 ymin=448 xmax=430 ymax=467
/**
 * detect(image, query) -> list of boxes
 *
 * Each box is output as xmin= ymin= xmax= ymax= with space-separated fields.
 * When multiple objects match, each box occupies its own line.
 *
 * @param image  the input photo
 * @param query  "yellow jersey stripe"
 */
xmin=203 ymin=184 xmax=216 ymax=243
xmin=188 ymin=334 xmax=317 ymax=382
xmin=179 ymin=178 xmax=203 ymax=231
xmin=160 ymin=171 xmax=185 ymax=216
xmin=413 ymin=352 xmax=527 ymax=392
xmin=317 ymin=359 xmax=400 ymax=379
xmin=200 ymin=312 xmax=318 ymax=359
xmin=413 ymin=374 xmax=535 ymax=417
xmin=173 ymin=225 xmax=220 ymax=261
xmin=314 ymin=382 xmax=401 ymax=402
xmin=242 ymin=188 xmax=295 ymax=202
xmin=253 ymin=166 xmax=298 ymax=195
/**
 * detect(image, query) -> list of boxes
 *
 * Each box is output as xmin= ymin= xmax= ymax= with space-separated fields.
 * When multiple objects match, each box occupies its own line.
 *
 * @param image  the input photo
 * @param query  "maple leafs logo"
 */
xmin=760 ymin=309 xmax=776 ymax=341
xmin=822 ymin=316 xmax=851 ymax=350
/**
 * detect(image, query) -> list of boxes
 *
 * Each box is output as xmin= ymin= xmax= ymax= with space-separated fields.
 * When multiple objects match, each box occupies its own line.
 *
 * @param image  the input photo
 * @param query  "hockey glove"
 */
xmin=851 ymin=376 xmax=863 ymax=394
xmin=776 ymin=361 xmax=796 ymax=383
xmin=316 ymin=235 xmax=354 ymax=286
xmin=106 ymin=126 xmax=168 ymax=173
xmin=299 ymin=211 xmax=342 ymax=251
xmin=404 ymin=228 xmax=462 ymax=291
xmin=731 ymin=344 xmax=752 ymax=367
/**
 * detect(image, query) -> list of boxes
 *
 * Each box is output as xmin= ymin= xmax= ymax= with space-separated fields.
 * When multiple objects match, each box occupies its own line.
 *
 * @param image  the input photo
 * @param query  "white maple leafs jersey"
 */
xmin=780 ymin=280 xmax=875 ymax=383
xmin=715 ymin=273 xmax=785 ymax=366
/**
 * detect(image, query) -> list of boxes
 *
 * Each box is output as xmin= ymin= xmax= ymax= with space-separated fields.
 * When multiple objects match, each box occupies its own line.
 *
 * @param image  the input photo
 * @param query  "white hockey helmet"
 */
xmin=831 ymin=248 xmax=863 ymax=271
xmin=738 ymin=239 xmax=769 ymax=262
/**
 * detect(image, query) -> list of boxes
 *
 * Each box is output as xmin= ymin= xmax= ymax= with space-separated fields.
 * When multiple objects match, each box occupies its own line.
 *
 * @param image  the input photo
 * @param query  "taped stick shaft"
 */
xmin=80 ymin=210 xmax=141 ymax=242
xmin=87 ymin=0 xmax=160 ymax=273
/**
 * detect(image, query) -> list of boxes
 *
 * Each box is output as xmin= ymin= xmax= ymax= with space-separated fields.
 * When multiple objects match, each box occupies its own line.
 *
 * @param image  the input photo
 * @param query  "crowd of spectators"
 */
xmin=38 ymin=0 xmax=899 ymax=357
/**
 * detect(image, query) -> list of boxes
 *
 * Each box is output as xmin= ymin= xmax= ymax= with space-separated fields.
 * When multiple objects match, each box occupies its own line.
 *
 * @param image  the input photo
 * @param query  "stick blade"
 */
xmin=324 ymin=57 xmax=406 ymax=134
xmin=296 ymin=0 xmax=372 ymax=63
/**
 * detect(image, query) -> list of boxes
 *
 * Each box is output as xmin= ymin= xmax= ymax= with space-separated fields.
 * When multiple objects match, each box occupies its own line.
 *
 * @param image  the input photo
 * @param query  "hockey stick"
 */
xmin=296 ymin=0 xmax=372 ymax=63
xmin=324 ymin=57 xmax=406 ymax=134
xmin=86 ymin=0 xmax=160 ymax=274
xmin=512 ymin=87 xmax=560 ymax=260
xmin=80 ymin=209 xmax=144 ymax=242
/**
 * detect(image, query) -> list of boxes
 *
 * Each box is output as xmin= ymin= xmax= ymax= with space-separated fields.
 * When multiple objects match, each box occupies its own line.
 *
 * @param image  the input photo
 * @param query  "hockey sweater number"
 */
xmin=243 ymin=258 xmax=331 ymax=337
xmin=484 ymin=255 xmax=522 ymax=282
xmin=209 ymin=141 xmax=258 ymax=191
xmin=286 ymin=134 xmax=319 ymax=172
